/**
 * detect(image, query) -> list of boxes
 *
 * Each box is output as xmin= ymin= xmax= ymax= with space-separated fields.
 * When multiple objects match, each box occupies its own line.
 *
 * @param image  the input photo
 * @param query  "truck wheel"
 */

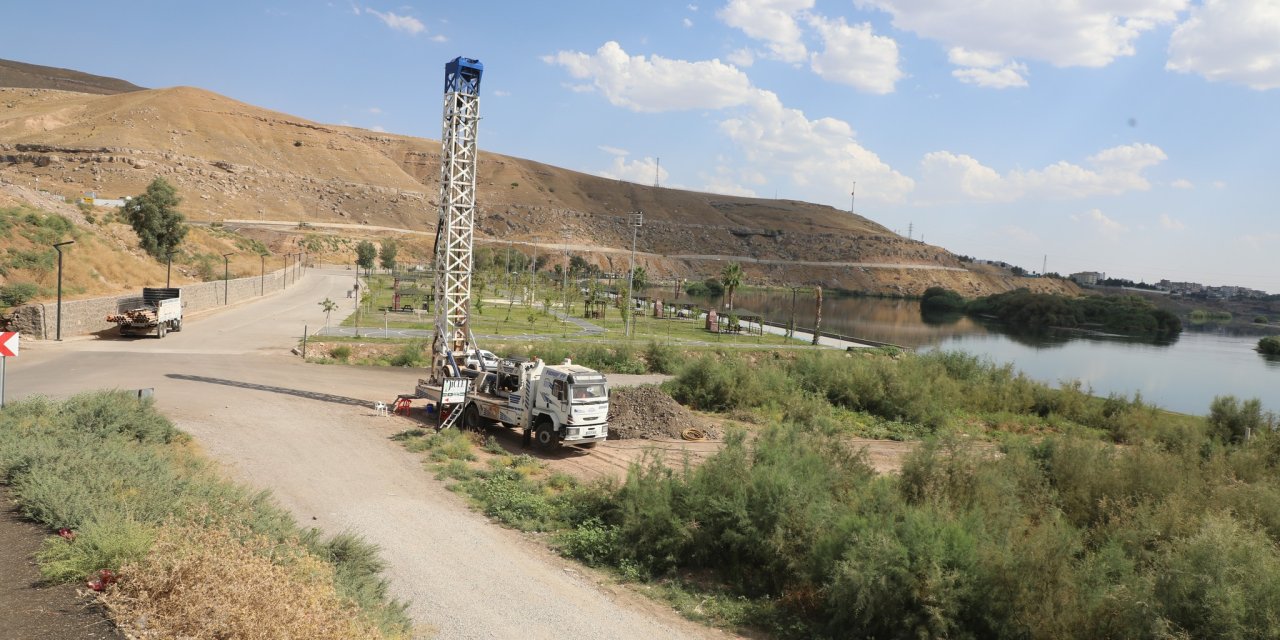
xmin=157 ymin=324 xmax=167 ymax=338
xmin=173 ymin=319 xmax=183 ymax=332
xmin=534 ymin=421 xmax=559 ymax=451
xmin=463 ymin=404 xmax=481 ymax=432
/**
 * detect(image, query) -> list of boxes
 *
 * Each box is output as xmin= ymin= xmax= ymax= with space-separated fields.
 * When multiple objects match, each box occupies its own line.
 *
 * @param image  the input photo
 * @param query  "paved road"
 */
xmin=9 ymin=268 xmax=721 ymax=640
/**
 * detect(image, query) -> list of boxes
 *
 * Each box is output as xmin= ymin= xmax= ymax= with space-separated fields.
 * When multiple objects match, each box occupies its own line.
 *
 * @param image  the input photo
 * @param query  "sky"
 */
xmin=4 ymin=1 xmax=1278 ymax=291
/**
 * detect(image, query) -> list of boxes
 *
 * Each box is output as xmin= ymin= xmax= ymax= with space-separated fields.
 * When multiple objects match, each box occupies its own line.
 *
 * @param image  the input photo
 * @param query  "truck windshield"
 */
xmin=571 ymin=384 xmax=607 ymax=402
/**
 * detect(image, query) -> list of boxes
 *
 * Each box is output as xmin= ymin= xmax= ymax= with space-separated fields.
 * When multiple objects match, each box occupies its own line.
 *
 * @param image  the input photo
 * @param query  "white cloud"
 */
xmin=1213 ymin=180 xmax=1227 ymax=189
xmin=367 ymin=106 xmax=382 ymax=114
xmin=717 ymin=0 xmax=813 ymax=62
xmin=860 ymin=0 xmax=1186 ymax=86
xmin=952 ymin=62 xmax=1028 ymax=88
xmin=370 ymin=125 xmax=387 ymax=132
xmin=599 ymin=156 xmax=668 ymax=186
xmin=492 ymin=89 xmax=511 ymax=97
xmin=597 ymin=145 xmax=629 ymax=156
xmin=1159 ymin=213 xmax=1186 ymax=230
xmin=946 ymin=47 xmax=1028 ymax=88
xmin=1167 ymin=0 xmax=1280 ymax=90
xmin=1072 ymin=208 xmax=1127 ymax=240
xmin=546 ymin=41 xmax=754 ymax=112
xmin=430 ymin=34 xmax=448 ymax=43
xmin=726 ymin=47 xmax=756 ymax=67
xmin=807 ymin=15 xmax=904 ymax=94
xmin=551 ymin=41 xmax=914 ymax=204
xmin=720 ymin=90 xmax=915 ymax=203
xmin=363 ymin=7 xmax=426 ymax=35
xmin=1171 ymin=178 xmax=1194 ymax=189
xmin=689 ymin=3 xmax=699 ymax=10
xmin=916 ymin=143 xmax=1167 ymax=203
xmin=683 ymin=17 xmax=694 ymax=28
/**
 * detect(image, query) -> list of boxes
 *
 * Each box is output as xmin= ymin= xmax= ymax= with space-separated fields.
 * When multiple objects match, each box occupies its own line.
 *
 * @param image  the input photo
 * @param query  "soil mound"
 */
xmin=608 ymin=385 xmax=719 ymax=440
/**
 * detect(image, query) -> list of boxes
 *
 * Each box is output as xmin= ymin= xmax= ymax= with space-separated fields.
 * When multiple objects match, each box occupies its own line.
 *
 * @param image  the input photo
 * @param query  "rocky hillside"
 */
xmin=0 ymin=59 xmax=144 ymax=95
xmin=0 ymin=76 xmax=1074 ymax=297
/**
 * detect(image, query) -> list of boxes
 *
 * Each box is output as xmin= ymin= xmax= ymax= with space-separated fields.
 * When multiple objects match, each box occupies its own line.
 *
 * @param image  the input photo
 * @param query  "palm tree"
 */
xmin=319 ymin=297 xmax=338 ymax=328
xmin=631 ymin=265 xmax=649 ymax=293
xmin=721 ymin=262 xmax=744 ymax=310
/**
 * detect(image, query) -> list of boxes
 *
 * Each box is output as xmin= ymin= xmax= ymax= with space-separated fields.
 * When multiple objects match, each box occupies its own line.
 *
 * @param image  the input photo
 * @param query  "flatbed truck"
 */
xmin=106 ymin=287 xmax=183 ymax=338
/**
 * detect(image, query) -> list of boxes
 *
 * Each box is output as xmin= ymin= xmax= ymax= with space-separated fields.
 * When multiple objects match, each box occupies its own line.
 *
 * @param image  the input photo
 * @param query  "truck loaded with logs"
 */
xmin=106 ymin=288 xmax=184 ymax=338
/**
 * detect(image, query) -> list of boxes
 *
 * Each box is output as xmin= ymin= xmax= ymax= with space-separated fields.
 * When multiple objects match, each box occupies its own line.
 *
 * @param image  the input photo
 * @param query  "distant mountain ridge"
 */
xmin=0 ymin=58 xmax=144 ymax=95
xmin=0 ymin=62 xmax=1076 ymax=297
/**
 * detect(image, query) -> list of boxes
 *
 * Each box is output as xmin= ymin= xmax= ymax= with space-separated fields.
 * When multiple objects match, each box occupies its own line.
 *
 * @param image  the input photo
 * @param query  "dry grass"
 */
xmin=103 ymin=521 xmax=392 ymax=640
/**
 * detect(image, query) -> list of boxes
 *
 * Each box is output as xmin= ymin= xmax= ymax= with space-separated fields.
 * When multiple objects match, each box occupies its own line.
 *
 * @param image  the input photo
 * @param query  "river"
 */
xmin=656 ymin=288 xmax=1280 ymax=416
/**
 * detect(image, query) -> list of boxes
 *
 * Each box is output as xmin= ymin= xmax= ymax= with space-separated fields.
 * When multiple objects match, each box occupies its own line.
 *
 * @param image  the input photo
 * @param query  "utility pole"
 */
xmin=53 ymin=240 xmax=75 ymax=341
xmin=165 ymin=251 xmax=175 ymax=288
xmin=850 ymin=181 xmax=856 ymax=213
xmin=908 ymin=222 xmax=913 ymax=241
xmin=626 ymin=212 xmax=643 ymax=338
xmin=654 ymin=158 xmax=660 ymax=188
xmin=1043 ymin=255 xmax=1047 ymax=276
xmin=222 ymin=253 xmax=234 ymax=305
xmin=260 ymin=254 xmax=265 ymax=295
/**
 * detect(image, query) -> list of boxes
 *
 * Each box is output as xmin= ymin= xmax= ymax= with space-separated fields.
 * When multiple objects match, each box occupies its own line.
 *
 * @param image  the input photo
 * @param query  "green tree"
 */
xmin=318 ymin=297 xmax=338 ymax=328
xmin=378 ymin=240 xmax=398 ymax=271
xmin=122 ymin=177 xmax=188 ymax=259
xmin=630 ymin=265 xmax=649 ymax=292
xmin=720 ymin=262 xmax=744 ymax=310
xmin=355 ymin=240 xmax=377 ymax=273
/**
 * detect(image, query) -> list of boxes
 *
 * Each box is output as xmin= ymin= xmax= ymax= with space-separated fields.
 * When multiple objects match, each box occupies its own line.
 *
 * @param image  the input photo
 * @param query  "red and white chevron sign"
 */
xmin=0 ymin=332 xmax=19 ymax=357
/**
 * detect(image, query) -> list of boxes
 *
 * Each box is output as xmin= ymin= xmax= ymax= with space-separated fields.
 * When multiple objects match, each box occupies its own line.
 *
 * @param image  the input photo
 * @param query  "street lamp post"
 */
xmin=222 ymin=253 xmax=233 ymax=305
xmin=625 ymin=212 xmax=643 ymax=338
xmin=53 ymin=240 xmax=75 ymax=341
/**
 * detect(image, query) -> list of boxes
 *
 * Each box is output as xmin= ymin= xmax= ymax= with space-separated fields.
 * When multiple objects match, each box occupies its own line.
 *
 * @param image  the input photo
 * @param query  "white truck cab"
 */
xmin=460 ymin=357 xmax=610 ymax=449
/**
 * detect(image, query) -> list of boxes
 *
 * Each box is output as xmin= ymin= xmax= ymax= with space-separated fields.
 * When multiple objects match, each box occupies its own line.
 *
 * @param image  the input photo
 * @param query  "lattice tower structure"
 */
xmin=431 ymin=57 xmax=483 ymax=381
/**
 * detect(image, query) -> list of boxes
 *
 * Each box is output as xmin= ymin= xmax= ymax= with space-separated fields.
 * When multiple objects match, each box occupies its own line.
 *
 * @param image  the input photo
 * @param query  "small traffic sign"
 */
xmin=0 ymin=332 xmax=18 ymax=357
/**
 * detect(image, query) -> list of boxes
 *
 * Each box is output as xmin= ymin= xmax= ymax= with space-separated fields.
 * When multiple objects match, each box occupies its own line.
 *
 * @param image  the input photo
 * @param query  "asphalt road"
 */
xmin=9 ymin=268 xmax=720 ymax=640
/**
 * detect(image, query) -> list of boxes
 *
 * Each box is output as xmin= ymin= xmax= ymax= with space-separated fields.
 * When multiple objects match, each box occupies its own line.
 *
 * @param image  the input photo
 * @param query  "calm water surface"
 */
xmin=665 ymin=288 xmax=1279 ymax=415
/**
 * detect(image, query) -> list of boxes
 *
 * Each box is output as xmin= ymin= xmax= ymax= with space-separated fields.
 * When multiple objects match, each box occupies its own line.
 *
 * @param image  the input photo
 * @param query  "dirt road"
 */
xmin=9 ymin=268 xmax=725 ymax=639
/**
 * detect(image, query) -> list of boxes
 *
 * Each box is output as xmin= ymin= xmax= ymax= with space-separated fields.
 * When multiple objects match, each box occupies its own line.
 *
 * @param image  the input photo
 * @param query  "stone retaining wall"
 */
xmin=10 ymin=267 xmax=302 ymax=339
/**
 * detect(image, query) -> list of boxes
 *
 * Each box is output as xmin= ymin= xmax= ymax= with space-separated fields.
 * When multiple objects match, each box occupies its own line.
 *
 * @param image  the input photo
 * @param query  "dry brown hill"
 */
xmin=0 ymin=84 xmax=1074 ymax=297
xmin=0 ymin=59 xmax=144 ymax=95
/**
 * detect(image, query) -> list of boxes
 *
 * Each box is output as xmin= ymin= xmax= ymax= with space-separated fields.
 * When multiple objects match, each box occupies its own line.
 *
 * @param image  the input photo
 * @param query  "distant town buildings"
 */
xmin=1157 ymin=280 xmax=1269 ymax=299
xmin=1070 ymin=271 xmax=1104 ymax=286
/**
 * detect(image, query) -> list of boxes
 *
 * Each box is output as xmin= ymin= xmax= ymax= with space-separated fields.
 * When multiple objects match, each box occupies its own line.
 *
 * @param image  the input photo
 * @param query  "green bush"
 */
xmin=0 ymin=282 xmax=40 ymax=306
xmin=920 ymin=286 xmax=965 ymax=313
xmin=1258 ymin=336 xmax=1280 ymax=355
xmin=329 ymin=345 xmax=352 ymax=361
xmin=389 ymin=341 xmax=428 ymax=367
xmin=1207 ymin=395 xmax=1269 ymax=443
xmin=642 ymin=341 xmax=679 ymax=374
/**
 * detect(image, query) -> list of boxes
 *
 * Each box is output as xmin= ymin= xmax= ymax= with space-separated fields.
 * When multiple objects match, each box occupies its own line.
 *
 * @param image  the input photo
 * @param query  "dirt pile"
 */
xmin=608 ymin=385 xmax=719 ymax=441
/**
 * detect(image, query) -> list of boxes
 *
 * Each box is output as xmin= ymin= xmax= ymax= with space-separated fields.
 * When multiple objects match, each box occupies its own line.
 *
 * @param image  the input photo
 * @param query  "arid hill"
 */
xmin=0 ymin=77 xmax=1074 ymax=297
xmin=0 ymin=59 xmax=144 ymax=95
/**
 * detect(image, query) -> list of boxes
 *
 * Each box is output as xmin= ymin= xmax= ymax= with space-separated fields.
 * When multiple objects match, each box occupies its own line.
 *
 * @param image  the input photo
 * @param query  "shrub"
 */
xmin=920 ymin=286 xmax=965 ymax=313
xmin=389 ymin=341 xmax=427 ymax=367
xmin=1207 ymin=395 xmax=1267 ymax=443
xmin=1258 ymin=336 xmax=1280 ymax=355
xmin=642 ymin=341 xmax=679 ymax=374
xmin=1255 ymin=316 xmax=1271 ymax=324
xmin=329 ymin=345 xmax=352 ymax=362
xmin=0 ymin=282 xmax=40 ymax=306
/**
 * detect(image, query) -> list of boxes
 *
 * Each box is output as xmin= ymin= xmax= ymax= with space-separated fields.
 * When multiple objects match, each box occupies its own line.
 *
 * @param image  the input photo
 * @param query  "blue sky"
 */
xmin=4 ymin=1 xmax=1278 ymax=291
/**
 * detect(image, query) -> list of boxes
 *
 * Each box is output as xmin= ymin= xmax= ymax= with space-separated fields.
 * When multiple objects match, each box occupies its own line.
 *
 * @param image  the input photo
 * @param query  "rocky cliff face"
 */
xmin=0 ymin=86 xmax=1075 ymax=297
